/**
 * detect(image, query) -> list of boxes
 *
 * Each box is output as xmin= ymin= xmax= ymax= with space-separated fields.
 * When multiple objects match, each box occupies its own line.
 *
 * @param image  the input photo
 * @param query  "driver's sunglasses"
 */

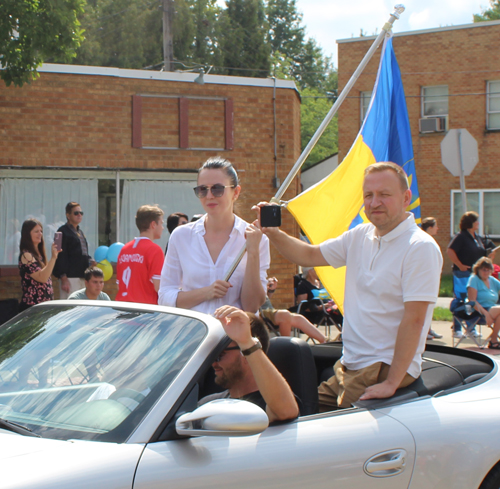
xmin=215 ymin=345 xmax=240 ymax=362
xmin=73 ymin=211 xmax=84 ymax=216
xmin=193 ymin=184 xmax=235 ymax=199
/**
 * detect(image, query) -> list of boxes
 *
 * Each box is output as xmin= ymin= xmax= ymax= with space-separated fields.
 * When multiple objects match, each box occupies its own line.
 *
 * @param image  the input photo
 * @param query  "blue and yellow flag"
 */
xmin=287 ymin=36 xmax=420 ymax=311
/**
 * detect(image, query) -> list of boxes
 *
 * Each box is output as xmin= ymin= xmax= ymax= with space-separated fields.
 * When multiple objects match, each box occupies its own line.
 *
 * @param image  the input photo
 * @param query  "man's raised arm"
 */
xmin=215 ymin=306 xmax=299 ymax=422
xmin=252 ymin=203 xmax=328 ymax=267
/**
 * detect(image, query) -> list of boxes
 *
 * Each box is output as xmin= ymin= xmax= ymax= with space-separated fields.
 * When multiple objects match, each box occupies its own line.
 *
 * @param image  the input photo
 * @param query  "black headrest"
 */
xmin=267 ymin=336 xmax=319 ymax=416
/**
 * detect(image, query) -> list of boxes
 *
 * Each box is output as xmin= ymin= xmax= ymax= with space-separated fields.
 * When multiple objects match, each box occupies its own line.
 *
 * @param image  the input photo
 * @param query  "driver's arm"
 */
xmin=243 ymin=343 xmax=299 ymax=423
xmin=215 ymin=306 xmax=299 ymax=423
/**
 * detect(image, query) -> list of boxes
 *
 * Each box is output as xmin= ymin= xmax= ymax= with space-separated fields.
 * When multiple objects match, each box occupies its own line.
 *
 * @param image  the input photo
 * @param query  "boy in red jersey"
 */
xmin=116 ymin=205 xmax=165 ymax=304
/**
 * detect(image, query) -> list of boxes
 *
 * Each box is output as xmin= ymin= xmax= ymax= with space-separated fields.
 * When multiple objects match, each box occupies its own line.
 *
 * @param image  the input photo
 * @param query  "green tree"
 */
xmin=75 ymin=0 xmax=170 ymax=69
xmin=0 ymin=0 xmax=86 ymax=87
xmin=300 ymin=87 xmax=338 ymax=169
xmin=266 ymin=0 xmax=304 ymax=58
xmin=75 ymin=0 xmax=223 ymax=71
xmin=188 ymin=0 xmax=224 ymax=69
xmin=474 ymin=0 xmax=500 ymax=21
xmin=220 ymin=0 xmax=270 ymax=77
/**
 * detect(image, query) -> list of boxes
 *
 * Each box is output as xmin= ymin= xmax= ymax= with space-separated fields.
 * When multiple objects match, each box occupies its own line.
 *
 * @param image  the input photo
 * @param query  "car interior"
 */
xmin=198 ymin=337 xmax=496 ymax=417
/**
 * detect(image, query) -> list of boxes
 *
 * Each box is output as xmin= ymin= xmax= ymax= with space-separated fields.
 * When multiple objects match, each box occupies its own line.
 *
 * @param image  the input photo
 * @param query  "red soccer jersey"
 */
xmin=116 ymin=238 xmax=164 ymax=304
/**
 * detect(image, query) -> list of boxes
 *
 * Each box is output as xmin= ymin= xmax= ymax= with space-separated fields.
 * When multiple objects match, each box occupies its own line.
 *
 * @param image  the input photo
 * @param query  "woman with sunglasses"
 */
xmin=53 ymin=202 xmax=94 ymax=299
xmin=159 ymin=157 xmax=270 ymax=314
xmin=18 ymin=219 xmax=61 ymax=312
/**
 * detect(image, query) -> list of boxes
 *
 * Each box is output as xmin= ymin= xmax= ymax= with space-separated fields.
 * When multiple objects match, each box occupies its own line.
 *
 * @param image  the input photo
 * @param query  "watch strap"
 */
xmin=240 ymin=339 xmax=262 ymax=356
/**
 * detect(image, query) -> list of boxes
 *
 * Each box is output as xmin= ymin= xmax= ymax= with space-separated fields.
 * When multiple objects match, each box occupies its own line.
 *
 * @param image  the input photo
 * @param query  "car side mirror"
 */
xmin=175 ymin=399 xmax=269 ymax=437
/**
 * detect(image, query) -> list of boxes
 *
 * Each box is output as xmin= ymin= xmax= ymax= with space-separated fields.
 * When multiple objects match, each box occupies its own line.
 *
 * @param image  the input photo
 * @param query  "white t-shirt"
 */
xmin=158 ymin=214 xmax=270 ymax=315
xmin=320 ymin=213 xmax=443 ymax=378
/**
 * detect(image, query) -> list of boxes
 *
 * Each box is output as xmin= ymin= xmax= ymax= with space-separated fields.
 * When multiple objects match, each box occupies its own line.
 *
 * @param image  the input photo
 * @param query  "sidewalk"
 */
xmin=429 ymin=297 xmax=499 ymax=355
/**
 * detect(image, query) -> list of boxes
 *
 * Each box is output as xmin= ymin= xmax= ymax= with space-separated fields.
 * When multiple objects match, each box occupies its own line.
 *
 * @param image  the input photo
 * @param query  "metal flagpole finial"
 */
xmin=393 ymin=5 xmax=405 ymax=18
xmin=383 ymin=5 xmax=405 ymax=32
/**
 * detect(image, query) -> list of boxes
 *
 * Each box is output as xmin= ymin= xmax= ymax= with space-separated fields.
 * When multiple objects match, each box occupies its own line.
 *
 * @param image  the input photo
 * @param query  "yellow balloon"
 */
xmin=96 ymin=259 xmax=113 ymax=281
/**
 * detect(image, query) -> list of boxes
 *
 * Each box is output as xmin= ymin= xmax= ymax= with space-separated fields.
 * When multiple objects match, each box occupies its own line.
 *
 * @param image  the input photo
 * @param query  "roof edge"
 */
xmin=36 ymin=63 xmax=299 ymax=92
xmin=337 ymin=18 xmax=500 ymax=44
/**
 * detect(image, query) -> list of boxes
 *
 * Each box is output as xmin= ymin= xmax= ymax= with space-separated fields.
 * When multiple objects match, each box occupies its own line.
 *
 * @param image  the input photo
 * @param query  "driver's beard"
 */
xmin=214 ymin=361 xmax=245 ymax=390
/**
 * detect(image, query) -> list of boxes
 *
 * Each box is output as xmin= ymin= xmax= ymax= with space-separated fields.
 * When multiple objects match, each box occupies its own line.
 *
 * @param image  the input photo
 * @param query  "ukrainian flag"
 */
xmin=287 ymin=36 xmax=420 ymax=311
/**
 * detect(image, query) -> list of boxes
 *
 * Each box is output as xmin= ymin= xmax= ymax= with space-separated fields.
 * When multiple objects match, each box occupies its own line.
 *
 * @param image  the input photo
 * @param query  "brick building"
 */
xmin=338 ymin=19 xmax=500 ymax=273
xmin=0 ymin=65 xmax=301 ymax=307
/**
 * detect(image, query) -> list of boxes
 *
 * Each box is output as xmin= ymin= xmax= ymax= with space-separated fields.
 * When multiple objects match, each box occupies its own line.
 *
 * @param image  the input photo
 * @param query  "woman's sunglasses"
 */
xmin=193 ymin=184 xmax=235 ymax=199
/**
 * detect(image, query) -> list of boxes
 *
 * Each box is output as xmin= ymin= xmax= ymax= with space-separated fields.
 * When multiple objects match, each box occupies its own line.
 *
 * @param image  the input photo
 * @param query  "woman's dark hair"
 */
xmin=460 ymin=211 xmax=479 ymax=232
xmin=421 ymin=217 xmax=437 ymax=232
xmin=167 ymin=212 xmax=188 ymax=234
xmin=472 ymin=256 xmax=494 ymax=275
xmin=198 ymin=157 xmax=239 ymax=187
xmin=19 ymin=219 xmax=47 ymax=265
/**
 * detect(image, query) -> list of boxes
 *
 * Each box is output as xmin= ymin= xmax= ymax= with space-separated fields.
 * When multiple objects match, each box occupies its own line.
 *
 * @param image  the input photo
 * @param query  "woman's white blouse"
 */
xmin=158 ymin=214 xmax=270 ymax=315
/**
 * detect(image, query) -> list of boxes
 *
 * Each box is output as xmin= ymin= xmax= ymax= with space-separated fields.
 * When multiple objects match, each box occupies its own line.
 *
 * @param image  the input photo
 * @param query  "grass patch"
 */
xmin=439 ymin=274 xmax=453 ymax=297
xmin=433 ymin=306 xmax=453 ymax=321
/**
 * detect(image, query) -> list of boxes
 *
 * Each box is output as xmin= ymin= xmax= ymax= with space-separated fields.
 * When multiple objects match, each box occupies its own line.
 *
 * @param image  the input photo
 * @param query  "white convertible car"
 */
xmin=1 ymin=301 xmax=499 ymax=489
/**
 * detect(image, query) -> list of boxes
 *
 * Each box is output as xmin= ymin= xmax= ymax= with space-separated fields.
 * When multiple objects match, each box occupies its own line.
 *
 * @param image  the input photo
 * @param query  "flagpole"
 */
xmin=274 ymin=4 xmax=405 ymax=203
xmin=225 ymin=4 xmax=405 ymax=282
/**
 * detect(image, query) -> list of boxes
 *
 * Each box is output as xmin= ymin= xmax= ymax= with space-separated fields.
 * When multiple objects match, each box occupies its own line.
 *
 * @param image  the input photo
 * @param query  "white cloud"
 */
xmin=408 ymin=9 xmax=431 ymax=30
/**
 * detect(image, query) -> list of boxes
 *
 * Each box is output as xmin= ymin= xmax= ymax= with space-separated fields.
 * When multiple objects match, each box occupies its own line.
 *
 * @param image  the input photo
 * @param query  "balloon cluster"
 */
xmin=94 ymin=242 xmax=124 ymax=281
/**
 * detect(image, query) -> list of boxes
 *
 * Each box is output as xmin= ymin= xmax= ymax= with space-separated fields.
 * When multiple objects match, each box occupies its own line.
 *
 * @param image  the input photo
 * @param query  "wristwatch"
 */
xmin=240 ymin=339 xmax=262 ymax=356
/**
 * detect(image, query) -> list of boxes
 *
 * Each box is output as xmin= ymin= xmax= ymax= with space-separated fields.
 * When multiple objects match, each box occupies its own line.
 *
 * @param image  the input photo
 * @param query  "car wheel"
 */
xmin=480 ymin=463 xmax=500 ymax=489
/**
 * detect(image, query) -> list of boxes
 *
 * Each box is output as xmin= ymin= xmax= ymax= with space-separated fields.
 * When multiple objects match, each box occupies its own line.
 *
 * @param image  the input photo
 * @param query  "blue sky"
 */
xmin=295 ymin=0 xmax=489 ymax=66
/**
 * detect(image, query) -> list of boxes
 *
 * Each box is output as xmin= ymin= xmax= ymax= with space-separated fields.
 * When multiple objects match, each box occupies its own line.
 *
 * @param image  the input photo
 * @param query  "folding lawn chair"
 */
xmin=450 ymin=271 xmax=487 ymax=348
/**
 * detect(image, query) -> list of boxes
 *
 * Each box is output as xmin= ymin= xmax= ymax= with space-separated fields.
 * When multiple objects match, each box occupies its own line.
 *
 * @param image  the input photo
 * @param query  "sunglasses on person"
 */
xmin=73 ymin=211 xmax=84 ymax=216
xmin=214 ymin=345 xmax=240 ymax=362
xmin=193 ymin=184 xmax=235 ymax=199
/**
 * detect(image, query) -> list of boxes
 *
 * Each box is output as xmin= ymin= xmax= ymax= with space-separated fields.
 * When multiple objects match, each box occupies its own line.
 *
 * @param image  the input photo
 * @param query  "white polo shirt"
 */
xmin=320 ymin=213 xmax=443 ymax=378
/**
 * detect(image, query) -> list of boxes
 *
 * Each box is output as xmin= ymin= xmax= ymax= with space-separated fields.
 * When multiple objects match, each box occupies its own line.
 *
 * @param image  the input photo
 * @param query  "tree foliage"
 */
xmin=220 ymin=0 xmax=270 ymax=77
xmin=0 ymin=0 xmax=86 ymax=87
xmin=474 ymin=0 xmax=500 ymax=21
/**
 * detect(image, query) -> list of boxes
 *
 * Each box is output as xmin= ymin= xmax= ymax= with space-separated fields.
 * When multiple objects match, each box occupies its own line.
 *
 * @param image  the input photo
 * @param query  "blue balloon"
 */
xmin=107 ymin=242 xmax=124 ymax=263
xmin=94 ymin=246 xmax=109 ymax=263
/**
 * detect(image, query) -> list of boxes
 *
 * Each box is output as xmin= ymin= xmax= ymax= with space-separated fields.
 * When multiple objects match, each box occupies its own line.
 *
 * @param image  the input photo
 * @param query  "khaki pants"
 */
xmin=59 ymin=278 xmax=85 ymax=299
xmin=318 ymin=360 xmax=416 ymax=411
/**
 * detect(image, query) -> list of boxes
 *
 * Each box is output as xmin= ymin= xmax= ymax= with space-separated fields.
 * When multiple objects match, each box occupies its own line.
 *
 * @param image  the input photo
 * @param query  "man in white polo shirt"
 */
xmin=257 ymin=162 xmax=443 ymax=411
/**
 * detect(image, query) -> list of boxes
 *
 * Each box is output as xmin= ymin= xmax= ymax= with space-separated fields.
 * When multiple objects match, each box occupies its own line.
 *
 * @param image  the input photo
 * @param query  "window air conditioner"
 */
xmin=419 ymin=117 xmax=446 ymax=133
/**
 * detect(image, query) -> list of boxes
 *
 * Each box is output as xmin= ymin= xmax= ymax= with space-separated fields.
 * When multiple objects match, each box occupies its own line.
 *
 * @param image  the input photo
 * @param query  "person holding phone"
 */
xmin=158 ymin=157 xmax=270 ymax=314
xmin=18 ymin=219 xmax=61 ymax=312
xmin=53 ymin=202 xmax=93 ymax=299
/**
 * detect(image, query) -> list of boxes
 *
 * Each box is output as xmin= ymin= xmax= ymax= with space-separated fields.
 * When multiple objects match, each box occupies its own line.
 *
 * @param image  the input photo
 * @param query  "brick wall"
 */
xmin=338 ymin=21 xmax=500 ymax=273
xmin=0 ymin=68 xmax=301 ymax=309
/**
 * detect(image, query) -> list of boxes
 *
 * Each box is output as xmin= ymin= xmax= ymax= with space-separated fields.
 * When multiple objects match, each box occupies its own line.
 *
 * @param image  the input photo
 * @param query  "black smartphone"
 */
xmin=260 ymin=205 xmax=281 ymax=227
xmin=53 ymin=232 xmax=63 ymax=251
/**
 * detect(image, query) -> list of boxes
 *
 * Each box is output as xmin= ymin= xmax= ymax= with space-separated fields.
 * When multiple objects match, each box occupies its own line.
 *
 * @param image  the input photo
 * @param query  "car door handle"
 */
xmin=364 ymin=449 xmax=407 ymax=477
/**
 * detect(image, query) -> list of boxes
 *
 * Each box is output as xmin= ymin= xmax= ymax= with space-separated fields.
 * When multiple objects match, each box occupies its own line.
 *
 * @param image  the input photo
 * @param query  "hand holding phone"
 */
xmin=260 ymin=205 xmax=281 ymax=227
xmin=53 ymin=232 xmax=63 ymax=252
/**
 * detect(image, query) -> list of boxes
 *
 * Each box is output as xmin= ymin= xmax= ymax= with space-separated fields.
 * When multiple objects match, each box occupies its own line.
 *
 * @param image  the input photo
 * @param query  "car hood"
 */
xmin=0 ymin=430 xmax=144 ymax=489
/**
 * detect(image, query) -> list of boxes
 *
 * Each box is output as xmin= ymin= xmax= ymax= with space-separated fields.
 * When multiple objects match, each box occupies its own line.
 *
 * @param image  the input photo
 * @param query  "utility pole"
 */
xmin=163 ymin=0 xmax=174 ymax=71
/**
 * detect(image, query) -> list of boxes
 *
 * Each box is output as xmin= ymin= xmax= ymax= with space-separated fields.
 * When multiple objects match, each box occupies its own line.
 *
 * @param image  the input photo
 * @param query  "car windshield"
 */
xmin=0 ymin=304 xmax=207 ymax=442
